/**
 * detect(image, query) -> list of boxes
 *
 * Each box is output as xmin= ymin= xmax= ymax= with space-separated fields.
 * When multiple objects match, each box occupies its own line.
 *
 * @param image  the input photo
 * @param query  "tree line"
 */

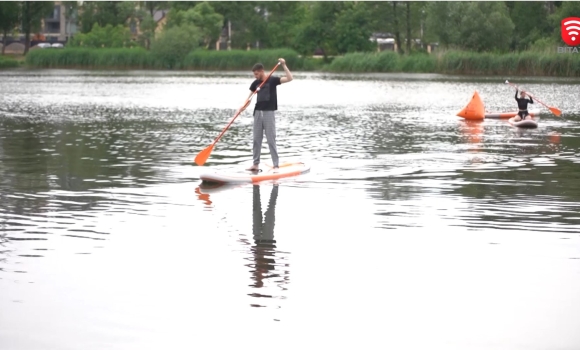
xmin=1 ymin=1 xmax=579 ymax=57
xmin=0 ymin=1 xmax=54 ymax=54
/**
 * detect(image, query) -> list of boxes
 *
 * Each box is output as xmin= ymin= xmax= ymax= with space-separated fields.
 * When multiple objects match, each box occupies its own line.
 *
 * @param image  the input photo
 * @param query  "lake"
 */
xmin=1 ymin=69 xmax=580 ymax=350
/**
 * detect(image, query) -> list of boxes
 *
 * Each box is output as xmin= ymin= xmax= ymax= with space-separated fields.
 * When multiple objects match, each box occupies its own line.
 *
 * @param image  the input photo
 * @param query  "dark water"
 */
xmin=1 ymin=70 xmax=580 ymax=350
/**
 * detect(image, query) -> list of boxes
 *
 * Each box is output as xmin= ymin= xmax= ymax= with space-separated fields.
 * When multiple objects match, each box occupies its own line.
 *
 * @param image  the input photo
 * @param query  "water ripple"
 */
xmin=1 ymin=70 xmax=580 ymax=349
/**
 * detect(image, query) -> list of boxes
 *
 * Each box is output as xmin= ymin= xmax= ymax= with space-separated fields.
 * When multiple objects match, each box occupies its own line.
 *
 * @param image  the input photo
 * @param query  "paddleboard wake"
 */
xmin=199 ymin=161 xmax=310 ymax=184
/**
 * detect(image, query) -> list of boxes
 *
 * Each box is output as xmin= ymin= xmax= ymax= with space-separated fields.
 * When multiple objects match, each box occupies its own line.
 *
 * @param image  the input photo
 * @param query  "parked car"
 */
xmin=34 ymin=42 xmax=64 ymax=49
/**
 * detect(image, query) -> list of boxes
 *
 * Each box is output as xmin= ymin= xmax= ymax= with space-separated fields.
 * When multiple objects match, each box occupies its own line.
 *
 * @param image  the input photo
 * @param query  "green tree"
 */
xmin=366 ymin=1 xmax=395 ymax=52
xmin=424 ymin=1 xmax=466 ymax=49
xmin=552 ymin=0 xmax=580 ymax=19
xmin=137 ymin=11 xmax=156 ymax=49
xmin=262 ymin=2 xmax=307 ymax=49
xmin=142 ymin=1 xmax=164 ymax=17
xmin=69 ymin=23 xmax=135 ymax=48
xmin=187 ymin=1 xmax=266 ymax=49
xmin=168 ymin=1 xmax=199 ymax=12
xmin=227 ymin=2 xmax=269 ymax=49
xmin=78 ymin=1 xmax=137 ymax=33
xmin=405 ymin=1 xmax=411 ymax=53
xmin=509 ymin=1 xmax=550 ymax=50
xmin=549 ymin=1 xmax=580 ymax=43
xmin=333 ymin=2 xmax=375 ymax=54
xmin=150 ymin=24 xmax=201 ymax=68
xmin=20 ymin=1 xmax=54 ymax=54
xmin=458 ymin=2 xmax=514 ymax=52
xmin=186 ymin=2 xmax=223 ymax=49
xmin=402 ymin=1 xmax=426 ymax=53
xmin=294 ymin=2 xmax=346 ymax=59
xmin=391 ymin=1 xmax=403 ymax=54
xmin=166 ymin=2 xmax=223 ymax=49
xmin=0 ymin=1 xmax=21 ymax=55
xmin=366 ymin=1 xmax=426 ymax=53
xmin=132 ymin=1 xmax=166 ymax=50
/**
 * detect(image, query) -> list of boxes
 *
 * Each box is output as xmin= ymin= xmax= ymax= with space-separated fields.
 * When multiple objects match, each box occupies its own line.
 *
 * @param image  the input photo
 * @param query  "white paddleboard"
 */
xmin=200 ymin=162 xmax=311 ymax=184
xmin=508 ymin=117 xmax=538 ymax=128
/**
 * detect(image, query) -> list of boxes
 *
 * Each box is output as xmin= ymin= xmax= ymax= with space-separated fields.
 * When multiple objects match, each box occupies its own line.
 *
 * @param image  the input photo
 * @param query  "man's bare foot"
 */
xmin=247 ymin=164 xmax=259 ymax=171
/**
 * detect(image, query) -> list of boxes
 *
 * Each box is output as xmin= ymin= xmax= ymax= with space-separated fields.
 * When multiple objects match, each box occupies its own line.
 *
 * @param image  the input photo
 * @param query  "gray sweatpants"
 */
xmin=253 ymin=110 xmax=279 ymax=167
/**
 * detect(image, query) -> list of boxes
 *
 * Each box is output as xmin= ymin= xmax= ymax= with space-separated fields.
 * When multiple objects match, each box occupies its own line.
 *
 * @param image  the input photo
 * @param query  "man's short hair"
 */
xmin=252 ymin=63 xmax=264 ymax=72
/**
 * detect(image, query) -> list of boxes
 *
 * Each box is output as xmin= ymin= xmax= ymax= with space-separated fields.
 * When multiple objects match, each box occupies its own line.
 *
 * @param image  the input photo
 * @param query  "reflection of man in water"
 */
xmin=250 ymin=184 xmax=279 ymax=290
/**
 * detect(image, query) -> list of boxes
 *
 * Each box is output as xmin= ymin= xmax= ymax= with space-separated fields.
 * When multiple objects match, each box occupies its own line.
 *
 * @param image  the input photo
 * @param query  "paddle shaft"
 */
xmin=209 ymin=62 xmax=281 ymax=147
xmin=506 ymin=81 xmax=555 ymax=112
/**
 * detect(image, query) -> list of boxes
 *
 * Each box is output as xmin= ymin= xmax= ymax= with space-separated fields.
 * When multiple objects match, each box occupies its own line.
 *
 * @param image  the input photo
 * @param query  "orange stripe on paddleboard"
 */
xmin=264 ymin=162 xmax=304 ymax=168
xmin=485 ymin=111 xmax=538 ymax=119
xmin=199 ymin=163 xmax=310 ymax=184
xmin=250 ymin=170 xmax=304 ymax=183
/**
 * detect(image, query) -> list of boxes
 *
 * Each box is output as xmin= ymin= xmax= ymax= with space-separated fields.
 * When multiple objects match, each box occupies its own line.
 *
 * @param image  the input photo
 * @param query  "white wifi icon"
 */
xmin=564 ymin=19 xmax=580 ymax=42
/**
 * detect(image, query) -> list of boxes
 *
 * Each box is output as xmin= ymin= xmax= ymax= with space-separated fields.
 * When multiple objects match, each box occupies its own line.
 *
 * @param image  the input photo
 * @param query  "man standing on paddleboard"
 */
xmin=239 ymin=58 xmax=293 ymax=171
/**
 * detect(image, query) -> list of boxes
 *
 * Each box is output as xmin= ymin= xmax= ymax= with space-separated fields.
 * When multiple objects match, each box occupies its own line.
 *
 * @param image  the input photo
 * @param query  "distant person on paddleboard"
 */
xmin=514 ymin=89 xmax=534 ymax=121
xmin=238 ymin=58 xmax=293 ymax=172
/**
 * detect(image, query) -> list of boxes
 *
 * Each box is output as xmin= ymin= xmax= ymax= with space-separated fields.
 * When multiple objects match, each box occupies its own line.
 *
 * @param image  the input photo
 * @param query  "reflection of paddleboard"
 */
xmin=200 ymin=162 xmax=310 ymax=184
xmin=197 ymin=183 xmax=244 ymax=194
xmin=194 ymin=186 xmax=213 ymax=205
xmin=508 ymin=117 xmax=538 ymax=128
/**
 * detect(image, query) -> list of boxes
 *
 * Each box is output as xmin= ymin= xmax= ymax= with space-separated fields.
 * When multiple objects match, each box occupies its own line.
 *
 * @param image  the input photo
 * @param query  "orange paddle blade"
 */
xmin=549 ymin=106 xmax=562 ymax=117
xmin=194 ymin=144 xmax=214 ymax=166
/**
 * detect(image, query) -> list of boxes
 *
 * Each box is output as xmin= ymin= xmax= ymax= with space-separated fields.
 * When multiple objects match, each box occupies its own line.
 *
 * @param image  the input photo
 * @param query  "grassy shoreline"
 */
xmin=0 ymin=55 xmax=19 ymax=69
xmin=23 ymin=48 xmax=324 ymax=71
xmin=328 ymin=50 xmax=580 ymax=77
xmin=19 ymin=48 xmax=580 ymax=77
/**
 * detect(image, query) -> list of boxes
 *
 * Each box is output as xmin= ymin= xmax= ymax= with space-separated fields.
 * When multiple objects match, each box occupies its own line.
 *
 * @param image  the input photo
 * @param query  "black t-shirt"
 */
xmin=515 ymin=90 xmax=533 ymax=110
xmin=250 ymin=76 xmax=281 ymax=111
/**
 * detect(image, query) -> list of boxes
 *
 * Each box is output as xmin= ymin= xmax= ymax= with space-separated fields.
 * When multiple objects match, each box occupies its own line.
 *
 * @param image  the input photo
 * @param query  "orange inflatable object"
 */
xmin=457 ymin=91 xmax=485 ymax=120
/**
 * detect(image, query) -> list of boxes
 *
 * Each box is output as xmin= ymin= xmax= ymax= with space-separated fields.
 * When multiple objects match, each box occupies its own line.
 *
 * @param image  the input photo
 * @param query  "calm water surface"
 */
xmin=1 ymin=69 xmax=580 ymax=350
